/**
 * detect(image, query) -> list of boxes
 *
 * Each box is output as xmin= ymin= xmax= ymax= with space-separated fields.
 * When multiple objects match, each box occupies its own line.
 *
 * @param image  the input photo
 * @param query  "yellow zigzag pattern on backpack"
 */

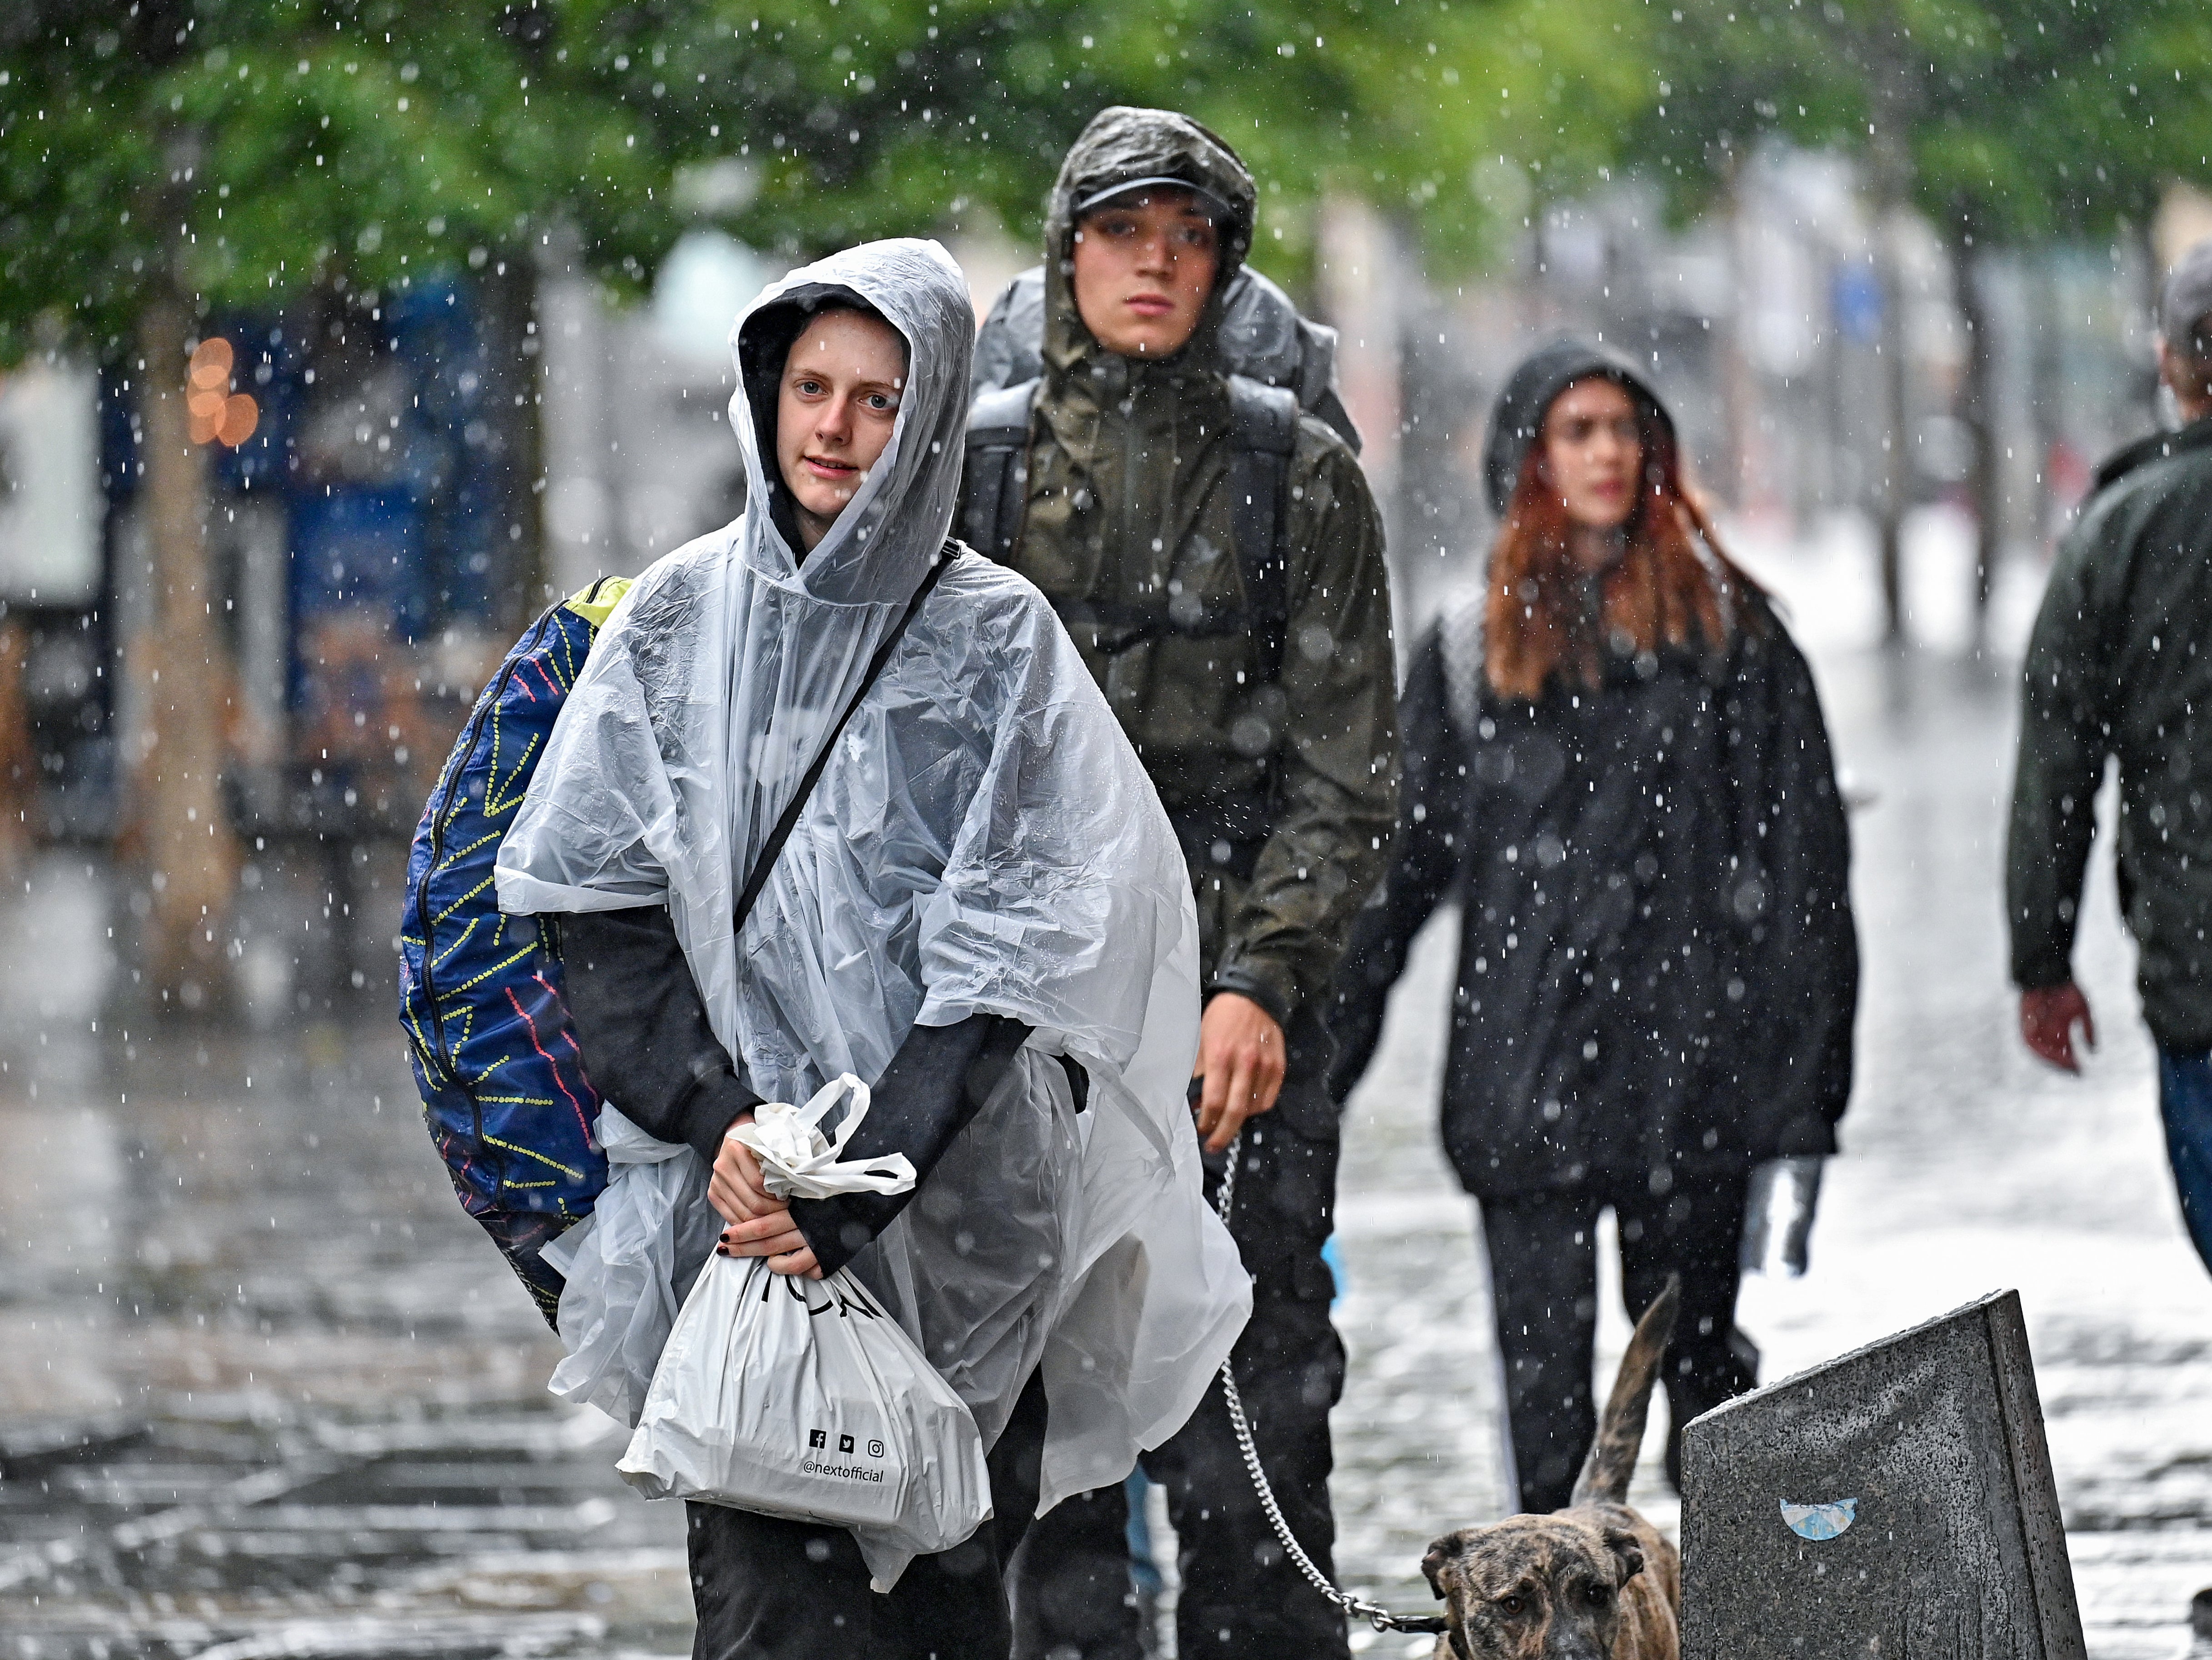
xmin=407 ymin=579 xmax=634 ymax=1236
xmin=483 ymin=1135 xmax=589 ymax=1181
xmin=482 ymin=597 xmax=593 ymax=822
xmin=424 ymin=584 xmax=623 ymax=1051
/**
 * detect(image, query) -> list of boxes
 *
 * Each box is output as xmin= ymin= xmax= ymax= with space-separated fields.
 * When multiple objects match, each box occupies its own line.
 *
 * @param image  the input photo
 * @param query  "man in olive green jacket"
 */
xmin=967 ymin=108 xmax=1397 ymax=1660
xmin=2008 ymin=235 xmax=2212 ymax=1282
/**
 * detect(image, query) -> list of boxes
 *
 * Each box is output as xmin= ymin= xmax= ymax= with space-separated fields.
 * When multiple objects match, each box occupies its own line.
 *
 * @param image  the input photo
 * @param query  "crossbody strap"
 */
xmin=730 ymin=547 xmax=957 ymax=936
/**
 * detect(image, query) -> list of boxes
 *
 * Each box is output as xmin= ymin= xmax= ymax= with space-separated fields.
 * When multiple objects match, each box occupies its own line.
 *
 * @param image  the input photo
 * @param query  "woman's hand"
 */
xmin=719 ymin=1210 xmax=822 ymax=1279
xmin=711 ymin=1115 xmax=821 ymax=1277
xmin=709 ymin=1120 xmax=778 ymax=1225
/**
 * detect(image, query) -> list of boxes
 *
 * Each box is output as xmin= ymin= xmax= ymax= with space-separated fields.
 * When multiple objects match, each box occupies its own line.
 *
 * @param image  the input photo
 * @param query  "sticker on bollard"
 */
xmin=1778 ymin=1498 xmax=1857 ymax=1541
xmin=1680 ymin=1289 xmax=2085 ymax=1660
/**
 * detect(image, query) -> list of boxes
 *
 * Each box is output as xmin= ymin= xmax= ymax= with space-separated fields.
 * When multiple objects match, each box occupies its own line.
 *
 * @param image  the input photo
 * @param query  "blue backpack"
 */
xmin=398 ymin=577 xmax=631 ymax=1325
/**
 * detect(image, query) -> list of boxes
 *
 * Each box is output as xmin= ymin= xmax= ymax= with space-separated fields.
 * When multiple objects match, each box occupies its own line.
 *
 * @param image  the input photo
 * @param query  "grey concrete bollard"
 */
xmin=1680 ymin=1289 xmax=2084 ymax=1660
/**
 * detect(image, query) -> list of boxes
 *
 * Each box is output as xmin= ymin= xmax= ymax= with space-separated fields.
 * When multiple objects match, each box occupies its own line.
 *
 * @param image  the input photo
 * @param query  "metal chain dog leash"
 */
xmin=1212 ymin=1132 xmax=1448 ymax=1637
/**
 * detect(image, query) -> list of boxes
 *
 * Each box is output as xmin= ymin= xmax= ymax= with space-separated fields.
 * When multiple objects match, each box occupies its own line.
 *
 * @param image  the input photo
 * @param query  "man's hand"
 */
xmin=2021 ymin=982 xmax=2096 ymax=1074
xmin=1192 ymin=992 xmax=1286 ymax=1153
xmin=711 ymin=1117 xmax=821 ymax=1278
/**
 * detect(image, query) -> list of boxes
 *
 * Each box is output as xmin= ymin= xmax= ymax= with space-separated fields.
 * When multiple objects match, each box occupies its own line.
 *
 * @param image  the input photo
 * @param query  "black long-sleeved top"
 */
xmin=561 ymin=905 xmax=1032 ymax=1275
xmin=1328 ymin=595 xmax=1857 ymax=1198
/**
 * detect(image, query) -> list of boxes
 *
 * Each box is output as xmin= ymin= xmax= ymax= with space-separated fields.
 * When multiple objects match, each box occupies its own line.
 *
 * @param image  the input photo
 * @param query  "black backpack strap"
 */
xmin=731 ymin=547 xmax=958 ymax=935
xmin=964 ymin=373 xmax=1295 ymax=681
xmin=962 ymin=379 xmax=1041 ymax=560
xmin=1226 ymin=375 xmax=1300 ymax=686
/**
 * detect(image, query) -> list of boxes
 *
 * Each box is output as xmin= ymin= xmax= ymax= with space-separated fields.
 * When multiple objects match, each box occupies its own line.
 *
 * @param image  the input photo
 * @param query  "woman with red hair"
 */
xmin=1329 ymin=340 xmax=1857 ymax=1513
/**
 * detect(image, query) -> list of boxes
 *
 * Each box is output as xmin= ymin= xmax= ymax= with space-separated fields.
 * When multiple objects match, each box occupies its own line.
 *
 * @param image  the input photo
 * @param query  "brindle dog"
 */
xmin=1418 ymin=1280 xmax=1682 ymax=1660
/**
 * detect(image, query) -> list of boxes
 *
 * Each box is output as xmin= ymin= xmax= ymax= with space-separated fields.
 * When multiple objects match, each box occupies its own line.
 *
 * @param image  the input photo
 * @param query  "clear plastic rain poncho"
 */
xmin=495 ymin=238 xmax=1250 ymax=1524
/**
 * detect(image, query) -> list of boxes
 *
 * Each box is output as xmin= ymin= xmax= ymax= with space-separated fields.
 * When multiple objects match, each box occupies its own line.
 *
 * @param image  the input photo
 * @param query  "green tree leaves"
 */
xmin=3 ymin=0 xmax=1667 ymax=362
xmin=1629 ymin=0 xmax=2212 ymax=242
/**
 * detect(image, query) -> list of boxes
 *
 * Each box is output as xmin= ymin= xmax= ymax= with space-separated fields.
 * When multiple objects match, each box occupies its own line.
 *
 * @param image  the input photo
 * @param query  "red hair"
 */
xmin=1482 ymin=397 xmax=1761 ymax=702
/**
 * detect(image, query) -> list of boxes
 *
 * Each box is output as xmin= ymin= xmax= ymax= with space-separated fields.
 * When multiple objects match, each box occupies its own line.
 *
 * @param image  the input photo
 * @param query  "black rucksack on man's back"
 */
xmin=962 ymin=265 xmax=1359 ymax=687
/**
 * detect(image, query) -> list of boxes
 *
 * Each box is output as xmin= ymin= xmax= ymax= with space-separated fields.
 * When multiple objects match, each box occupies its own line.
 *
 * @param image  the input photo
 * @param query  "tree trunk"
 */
xmin=1874 ymin=200 xmax=1911 ymax=644
xmin=130 ymin=291 xmax=239 ymax=1012
xmin=1955 ymin=237 xmax=2001 ymax=638
xmin=1720 ymin=154 xmax=1753 ymax=512
xmin=1863 ymin=49 xmax=1918 ymax=646
xmin=480 ymin=258 xmax=547 ymax=631
xmin=2028 ymin=255 xmax=2062 ymax=557
xmin=0 ymin=616 xmax=33 ymax=883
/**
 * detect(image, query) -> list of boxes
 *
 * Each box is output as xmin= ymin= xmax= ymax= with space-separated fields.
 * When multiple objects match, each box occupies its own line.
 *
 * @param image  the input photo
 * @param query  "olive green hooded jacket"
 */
xmin=2008 ymin=413 xmax=2212 ymax=1050
xmin=971 ymin=107 xmax=1398 ymax=1032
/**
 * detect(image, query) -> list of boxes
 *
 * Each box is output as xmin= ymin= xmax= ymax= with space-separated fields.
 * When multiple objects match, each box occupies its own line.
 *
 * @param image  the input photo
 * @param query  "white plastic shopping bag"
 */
xmin=615 ymin=1075 xmax=991 ymax=1589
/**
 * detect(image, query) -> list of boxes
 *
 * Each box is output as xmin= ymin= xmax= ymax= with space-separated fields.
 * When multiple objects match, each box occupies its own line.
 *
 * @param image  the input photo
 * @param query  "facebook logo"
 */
xmin=808 ymin=1429 xmax=826 ymax=1448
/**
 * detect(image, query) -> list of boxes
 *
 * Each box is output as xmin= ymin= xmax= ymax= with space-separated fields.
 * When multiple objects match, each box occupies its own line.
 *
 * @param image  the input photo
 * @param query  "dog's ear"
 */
xmin=1421 ymin=1532 xmax=1463 ymax=1600
xmin=1601 ymin=1526 xmax=1646 ymax=1588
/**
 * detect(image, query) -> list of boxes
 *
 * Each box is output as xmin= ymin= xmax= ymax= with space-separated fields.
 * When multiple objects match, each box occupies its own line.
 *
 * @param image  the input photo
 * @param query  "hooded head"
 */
xmin=1041 ymin=107 xmax=1258 ymax=375
xmin=1481 ymin=337 xmax=1674 ymax=519
xmin=1478 ymin=338 xmax=1758 ymax=701
xmin=728 ymin=238 xmax=975 ymax=604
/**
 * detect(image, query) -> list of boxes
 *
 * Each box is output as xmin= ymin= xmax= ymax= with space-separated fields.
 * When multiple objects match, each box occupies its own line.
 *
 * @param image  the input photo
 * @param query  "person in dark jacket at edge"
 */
xmin=1328 ymin=340 xmax=1858 ymax=1515
xmin=2010 ymin=237 xmax=2212 ymax=1286
xmin=2008 ymin=233 xmax=2212 ymax=1650
xmin=971 ymin=110 xmax=1399 ymax=1660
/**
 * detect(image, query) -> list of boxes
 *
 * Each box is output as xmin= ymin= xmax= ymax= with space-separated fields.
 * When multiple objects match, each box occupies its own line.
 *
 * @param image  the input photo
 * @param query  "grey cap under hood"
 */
xmin=1482 ymin=337 xmax=1675 ymax=517
xmin=1041 ymin=106 xmax=1258 ymax=375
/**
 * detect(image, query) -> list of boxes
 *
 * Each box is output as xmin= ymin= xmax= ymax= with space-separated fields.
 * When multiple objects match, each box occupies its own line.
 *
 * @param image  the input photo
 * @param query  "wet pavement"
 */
xmin=0 ymin=855 xmax=693 ymax=1658
xmin=4 ymin=542 xmax=2210 ymax=1658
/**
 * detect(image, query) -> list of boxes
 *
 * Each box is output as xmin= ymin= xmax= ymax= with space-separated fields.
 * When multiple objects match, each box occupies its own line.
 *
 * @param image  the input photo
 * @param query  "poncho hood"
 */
xmin=727 ymin=237 xmax=975 ymax=605
xmin=1482 ymin=337 xmax=1675 ymax=516
xmin=1041 ymin=106 xmax=1258 ymax=382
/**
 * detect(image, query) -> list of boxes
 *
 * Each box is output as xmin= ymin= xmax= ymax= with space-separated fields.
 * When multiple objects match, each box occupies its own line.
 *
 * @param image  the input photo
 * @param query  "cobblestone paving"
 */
xmin=1 ymin=633 xmax=2207 ymax=1659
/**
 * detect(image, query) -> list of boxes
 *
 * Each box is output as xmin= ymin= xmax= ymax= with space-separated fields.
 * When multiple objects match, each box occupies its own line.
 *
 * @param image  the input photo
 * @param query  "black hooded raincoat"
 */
xmin=1331 ymin=343 xmax=1858 ymax=1199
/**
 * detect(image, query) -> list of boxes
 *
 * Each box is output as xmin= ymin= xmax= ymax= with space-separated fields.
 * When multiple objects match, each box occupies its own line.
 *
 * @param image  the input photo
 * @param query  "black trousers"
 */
xmin=1479 ymin=1170 xmax=1758 ymax=1515
xmin=687 ymin=1366 xmax=1050 ymax=1660
xmin=1008 ymin=1100 xmax=1350 ymax=1660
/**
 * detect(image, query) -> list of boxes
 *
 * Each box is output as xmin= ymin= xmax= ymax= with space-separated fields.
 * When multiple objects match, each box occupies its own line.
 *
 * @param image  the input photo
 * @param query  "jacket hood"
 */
xmin=1482 ymin=337 xmax=1675 ymax=516
xmin=1042 ymin=106 xmax=1258 ymax=378
xmin=727 ymin=237 xmax=974 ymax=605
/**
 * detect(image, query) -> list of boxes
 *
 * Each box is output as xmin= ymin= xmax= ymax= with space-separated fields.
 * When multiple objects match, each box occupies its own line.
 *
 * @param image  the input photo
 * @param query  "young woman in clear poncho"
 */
xmin=493 ymin=240 xmax=1249 ymax=1658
